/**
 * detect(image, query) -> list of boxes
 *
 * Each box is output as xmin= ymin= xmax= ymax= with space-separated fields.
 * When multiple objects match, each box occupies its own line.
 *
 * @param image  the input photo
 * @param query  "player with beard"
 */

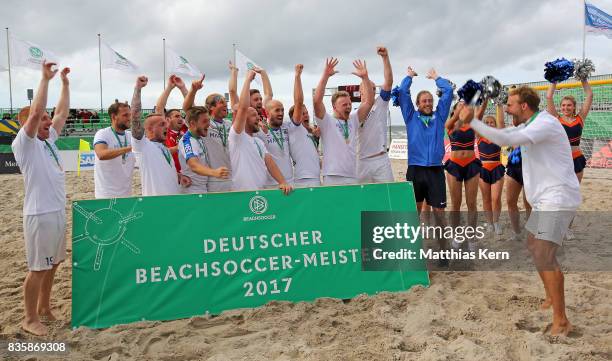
xmin=230 ymin=69 xmax=292 ymax=194
xmin=357 ymin=46 xmax=394 ymax=184
xmin=256 ymin=98 xmax=293 ymax=188
xmin=183 ymin=74 xmax=233 ymax=192
xmin=156 ymin=75 xmax=188 ymax=175
xmin=12 ymin=62 xmax=70 ymax=336
xmin=288 ymin=64 xmax=321 ymax=187
xmin=461 ymin=86 xmax=580 ymax=337
xmin=313 ymin=58 xmax=374 ymax=185
xmin=397 ymin=66 xmax=453 ymax=264
xmin=178 ymin=106 xmax=230 ymax=194
xmin=129 ymin=76 xmax=184 ymax=196
xmin=93 ymin=99 xmax=137 ymax=199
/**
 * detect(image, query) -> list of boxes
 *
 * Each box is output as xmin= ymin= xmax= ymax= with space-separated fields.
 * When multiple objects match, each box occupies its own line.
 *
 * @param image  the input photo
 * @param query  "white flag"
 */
xmin=166 ymin=47 xmax=202 ymax=78
xmin=235 ymin=49 xmax=262 ymax=86
xmin=9 ymin=35 xmax=59 ymax=70
xmin=100 ymin=41 xmax=139 ymax=73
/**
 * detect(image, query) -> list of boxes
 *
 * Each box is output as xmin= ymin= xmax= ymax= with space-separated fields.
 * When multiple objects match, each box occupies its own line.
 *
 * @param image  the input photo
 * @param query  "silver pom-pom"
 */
xmin=480 ymin=75 xmax=502 ymax=100
xmin=573 ymin=58 xmax=595 ymax=81
xmin=493 ymin=87 xmax=509 ymax=106
xmin=436 ymin=80 xmax=457 ymax=99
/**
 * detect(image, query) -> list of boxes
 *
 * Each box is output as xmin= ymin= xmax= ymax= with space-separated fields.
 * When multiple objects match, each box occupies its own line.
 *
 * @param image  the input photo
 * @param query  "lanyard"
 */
xmin=212 ymin=119 xmax=228 ymax=147
xmin=336 ymin=119 xmax=349 ymax=143
xmin=156 ymin=142 xmax=172 ymax=167
xmin=188 ymin=131 xmax=210 ymax=165
xmin=44 ymin=140 xmax=62 ymax=171
xmin=307 ymin=134 xmax=318 ymax=149
xmin=525 ymin=111 xmax=540 ymax=127
xmin=418 ymin=114 xmax=432 ymax=127
xmin=111 ymin=127 xmax=128 ymax=162
xmin=254 ymin=139 xmax=264 ymax=159
xmin=266 ymin=124 xmax=285 ymax=151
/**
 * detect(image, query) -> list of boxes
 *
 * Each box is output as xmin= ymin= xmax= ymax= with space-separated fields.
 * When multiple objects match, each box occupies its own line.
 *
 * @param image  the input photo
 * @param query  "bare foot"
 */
xmin=38 ymin=308 xmax=58 ymax=321
xmin=540 ymin=298 xmax=552 ymax=310
xmin=21 ymin=319 xmax=48 ymax=336
xmin=550 ymin=320 xmax=573 ymax=336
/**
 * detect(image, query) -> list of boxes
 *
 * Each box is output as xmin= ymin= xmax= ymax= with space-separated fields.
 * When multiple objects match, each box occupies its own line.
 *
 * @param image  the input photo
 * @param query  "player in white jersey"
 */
xmin=183 ymin=75 xmax=233 ymax=192
xmin=288 ymin=64 xmax=321 ymax=187
xmin=357 ymin=47 xmax=394 ymax=183
xmin=313 ymin=57 xmax=374 ymax=185
xmin=11 ymin=62 xmax=70 ymax=336
xmin=93 ymin=102 xmax=136 ymax=198
xmin=461 ymin=86 xmax=581 ymax=337
xmin=230 ymin=69 xmax=292 ymax=194
xmin=179 ymin=106 xmax=230 ymax=193
xmin=128 ymin=76 xmax=183 ymax=196
xmin=256 ymin=99 xmax=294 ymax=188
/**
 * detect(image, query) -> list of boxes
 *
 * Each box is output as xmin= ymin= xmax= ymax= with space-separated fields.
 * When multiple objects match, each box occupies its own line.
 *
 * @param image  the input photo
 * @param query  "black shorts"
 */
xmin=480 ymin=164 xmax=505 ymax=184
xmin=505 ymin=162 xmax=523 ymax=186
xmin=406 ymin=165 xmax=447 ymax=209
xmin=444 ymin=159 xmax=481 ymax=182
xmin=574 ymin=154 xmax=587 ymax=173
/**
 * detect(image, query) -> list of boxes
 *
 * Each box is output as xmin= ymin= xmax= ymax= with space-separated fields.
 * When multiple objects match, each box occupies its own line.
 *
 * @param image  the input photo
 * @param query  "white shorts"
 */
xmin=294 ymin=178 xmax=321 ymax=188
xmin=323 ymin=175 xmax=357 ymax=186
xmin=207 ymin=180 xmax=233 ymax=193
xmin=357 ymin=153 xmax=394 ymax=184
xmin=23 ymin=209 xmax=66 ymax=271
xmin=525 ymin=204 xmax=576 ymax=246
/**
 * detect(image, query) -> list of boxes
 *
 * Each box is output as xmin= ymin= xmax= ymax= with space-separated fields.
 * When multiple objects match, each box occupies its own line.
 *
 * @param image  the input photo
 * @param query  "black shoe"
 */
xmin=437 ymin=258 xmax=449 ymax=268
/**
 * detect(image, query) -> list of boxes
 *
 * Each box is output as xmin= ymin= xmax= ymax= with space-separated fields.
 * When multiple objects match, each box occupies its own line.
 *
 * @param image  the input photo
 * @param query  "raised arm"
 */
xmin=51 ymin=67 xmax=71 ymax=135
xmin=233 ymin=69 xmax=258 ymax=134
xmin=156 ymin=76 xmax=175 ymax=114
xmin=430 ymin=69 xmax=453 ymax=121
xmin=545 ymin=83 xmax=560 ymax=118
xmin=261 ymin=69 xmax=273 ymax=106
xmin=314 ymin=58 xmax=338 ymax=119
xmin=130 ymin=76 xmax=148 ymax=140
xmin=446 ymin=101 xmax=464 ymax=132
xmin=495 ymin=103 xmax=505 ymax=129
xmin=578 ymin=79 xmax=593 ymax=119
xmin=378 ymin=46 xmax=393 ymax=92
xmin=182 ymin=74 xmax=204 ymax=112
xmin=24 ymin=61 xmax=57 ymax=138
xmin=398 ymin=67 xmax=417 ymax=124
xmin=475 ymin=97 xmax=488 ymax=120
xmin=292 ymin=64 xmax=305 ymax=125
xmin=228 ymin=60 xmax=239 ymax=108
xmin=353 ymin=60 xmax=374 ymax=122
xmin=462 ymin=107 xmax=535 ymax=147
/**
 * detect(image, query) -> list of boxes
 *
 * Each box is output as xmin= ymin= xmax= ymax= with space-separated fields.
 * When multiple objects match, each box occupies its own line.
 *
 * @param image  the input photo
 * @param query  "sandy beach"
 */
xmin=0 ymin=160 xmax=610 ymax=361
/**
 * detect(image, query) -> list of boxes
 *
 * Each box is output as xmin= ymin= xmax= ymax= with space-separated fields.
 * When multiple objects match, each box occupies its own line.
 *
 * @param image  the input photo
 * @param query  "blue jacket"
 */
xmin=398 ymin=76 xmax=453 ymax=166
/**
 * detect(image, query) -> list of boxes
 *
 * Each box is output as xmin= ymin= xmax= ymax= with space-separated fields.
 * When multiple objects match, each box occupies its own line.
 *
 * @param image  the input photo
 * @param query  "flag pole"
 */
xmin=98 ymin=33 xmax=103 ymax=113
xmin=6 ymin=28 xmax=13 ymax=115
xmin=163 ymin=38 xmax=166 ymax=89
xmin=583 ymin=0 xmax=586 ymax=60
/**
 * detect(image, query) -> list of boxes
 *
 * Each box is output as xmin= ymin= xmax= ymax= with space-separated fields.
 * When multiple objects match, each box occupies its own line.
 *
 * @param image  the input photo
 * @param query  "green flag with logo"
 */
xmin=72 ymin=183 xmax=428 ymax=329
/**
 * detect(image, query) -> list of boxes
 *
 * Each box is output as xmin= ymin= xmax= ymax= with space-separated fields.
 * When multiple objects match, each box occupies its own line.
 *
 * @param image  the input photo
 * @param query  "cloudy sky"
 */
xmin=1 ymin=0 xmax=611 ymax=124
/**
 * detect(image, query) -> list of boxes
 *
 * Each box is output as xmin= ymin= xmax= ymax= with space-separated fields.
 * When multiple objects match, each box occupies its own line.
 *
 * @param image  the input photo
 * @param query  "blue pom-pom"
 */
xmin=391 ymin=86 xmax=401 ymax=107
xmin=457 ymin=80 xmax=483 ymax=105
xmin=544 ymin=58 xmax=575 ymax=83
xmin=508 ymin=148 xmax=522 ymax=165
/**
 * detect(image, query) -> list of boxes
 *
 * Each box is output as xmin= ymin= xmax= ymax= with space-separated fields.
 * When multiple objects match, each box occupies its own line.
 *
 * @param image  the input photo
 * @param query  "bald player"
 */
xmin=230 ymin=69 xmax=292 ymax=194
xmin=130 ymin=76 xmax=184 ymax=196
xmin=12 ymin=61 xmax=70 ymax=335
xmin=256 ymin=99 xmax=294 ymax=188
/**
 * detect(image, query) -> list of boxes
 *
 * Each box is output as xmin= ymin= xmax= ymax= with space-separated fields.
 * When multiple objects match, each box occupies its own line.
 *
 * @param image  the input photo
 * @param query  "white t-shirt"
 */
xmin=93 ymin=127 xmax=135 ymax=198
xmin=316 ymin=111 xmax=359 ymax=177
xmin=471 ymin=111 xmax=581 ymax=209
xmin=206 ymin=119 xmax=232 ymax=183
xmin=287 ymin=120 xmax=320 ymax=180
xmin=131 ymin=135 xmax=179 ymax=196
xmin=178 ymin=131 xmax=209 ymax=193
xmin=12 ymin=128 xmax=65 ymax=216
xmin=255 ymin=123 xmax=293 ymax=185
xmin=229 ymin=127 xmax=270 ymax=191
xmin=358 ymin=96 xmax=389 ymax=159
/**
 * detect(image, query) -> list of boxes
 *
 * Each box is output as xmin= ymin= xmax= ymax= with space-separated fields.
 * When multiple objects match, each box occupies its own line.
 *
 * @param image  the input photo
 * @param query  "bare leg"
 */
xmin=491 ymin=177 xmax=504 ymax=224
xmin=432 ymin=207 xmax=447 ymax=250
xmin=464 ymin=176 xmax=479 ymax=228
xmin=528 ymin=234 xmax=572 ymax=336
xmin=446 ymin=173 xmax=462 ymax=228
xmin=527 ymin=237 xmax=552 ymax=309
xmin=479 ymin=179 xmax=493 ymax=225
xmin=22 ymin=270 xmax=49 ymax=336
xmin=506 ymin=175 xmax=522 ymax=236
xmin=38 ymin=263 xmax=60 ymax=320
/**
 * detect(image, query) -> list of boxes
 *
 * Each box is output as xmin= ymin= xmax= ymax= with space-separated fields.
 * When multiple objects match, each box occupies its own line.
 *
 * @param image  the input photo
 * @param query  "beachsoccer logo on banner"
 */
xmin=244 ymin=195 xmax=275 ymax=222
xmin=29 ymin=46 xmax=43 ymax=58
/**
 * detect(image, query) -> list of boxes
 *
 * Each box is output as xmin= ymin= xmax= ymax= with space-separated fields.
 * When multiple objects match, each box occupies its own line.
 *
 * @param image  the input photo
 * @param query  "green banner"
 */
xmin=71 ymin=183 xmax=429 ymax=329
